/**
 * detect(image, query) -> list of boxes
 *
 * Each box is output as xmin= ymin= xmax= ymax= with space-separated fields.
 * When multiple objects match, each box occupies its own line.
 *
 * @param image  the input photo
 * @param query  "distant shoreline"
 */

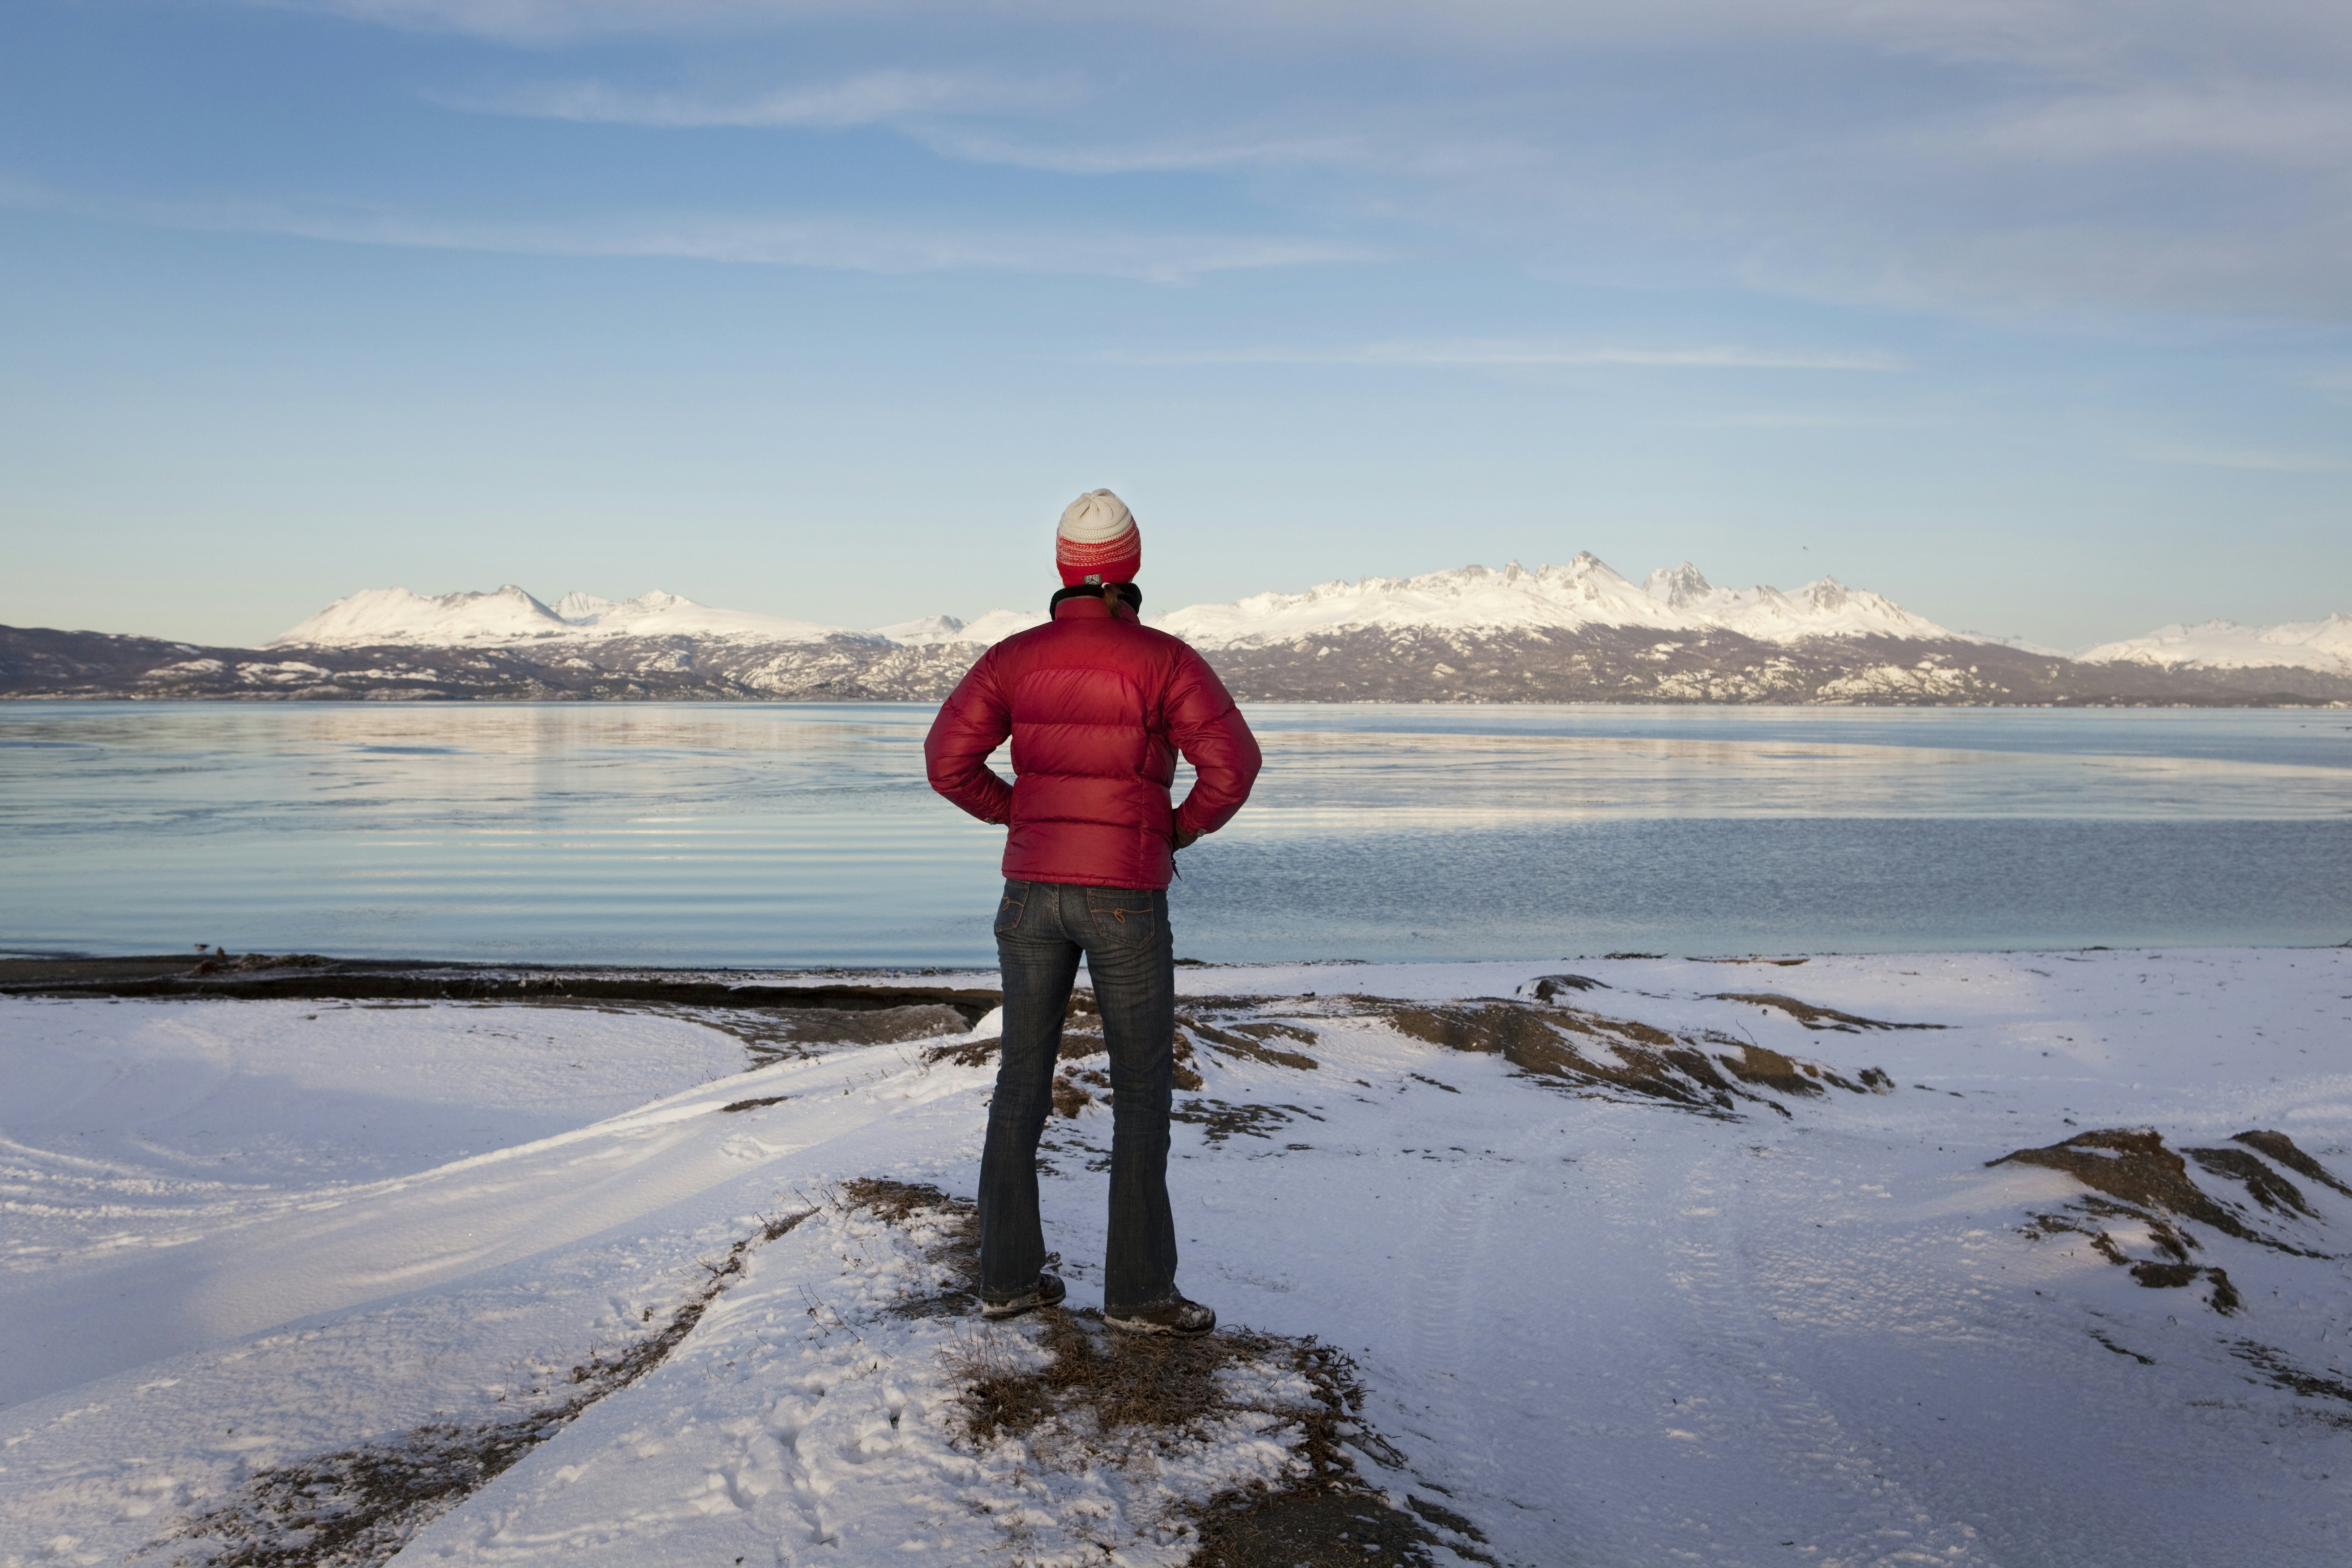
xmin=6 ymin=621 xmax=2348 ymax=707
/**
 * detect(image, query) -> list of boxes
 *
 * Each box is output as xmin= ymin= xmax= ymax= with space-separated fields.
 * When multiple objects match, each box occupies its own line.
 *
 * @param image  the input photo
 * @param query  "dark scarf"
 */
xmin=1048 ymin=582 xmax=1142 ymax=616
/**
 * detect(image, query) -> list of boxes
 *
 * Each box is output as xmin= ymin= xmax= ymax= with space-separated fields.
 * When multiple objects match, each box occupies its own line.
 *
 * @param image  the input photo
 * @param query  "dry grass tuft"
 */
xmin=828 ymin=1178 xmax=1473 ymax=1566
xmin=943 ymin=1310 xmax=1468 ymax=1563
xmin=950 ymin=1310 xmax=1331 ymax=1451
xmin=836 ymin=1178 xmax=984 ymax=1319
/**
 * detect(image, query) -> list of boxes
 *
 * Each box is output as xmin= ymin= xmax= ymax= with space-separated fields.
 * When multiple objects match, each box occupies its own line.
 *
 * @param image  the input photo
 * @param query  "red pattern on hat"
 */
xmin=1056 ymin=522 xmax=1142 ymax=586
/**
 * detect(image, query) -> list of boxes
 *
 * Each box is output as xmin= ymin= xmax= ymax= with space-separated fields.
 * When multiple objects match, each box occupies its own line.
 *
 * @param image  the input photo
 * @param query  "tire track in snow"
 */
xmin=1664 ymin=1142 xmax=1981 ymax=1567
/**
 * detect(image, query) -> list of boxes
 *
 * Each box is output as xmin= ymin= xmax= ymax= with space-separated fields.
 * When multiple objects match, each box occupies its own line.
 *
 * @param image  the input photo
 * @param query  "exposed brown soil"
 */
xmin=2232 ymin=1340 xmax=2352 ymax=1414
xmin=146 ymin=1207 xmax=812 ymax=1568
xmin=826 ymin=1177 xmax=1478 ymax=1565
xmin=1181 ymin=1014 xmax=1320 ymax=1070
xmin=946 ymin=1311 xmax=1461 ymax=1565
xmin=927 ymin=1003 xmax=1205 ymax=1090
xmin=1051 ymin=1075 xmax=1094 ymax=1117
xmin=1172 ymin=1098 xmax=1322 ymax=1144
xmin=1528 ymin=973 xmax=1607 ymax=999
xmin=2232 ymin=1129 xmax=2352 ymax=1198
xmin=0 ymin=953 xmax=1002 ymax=1025
xmin=2125 ymin=1260 xmax=2240 ymax=1311
xmin=1711 ymin=992 xmax=1946 ymax=1032
xmin=839 ymin=1178 xmax=985 ymax=1319
xmin=0 ymin=953 xmax=220 ymax=983
xmin=1190 ymin=1484 xmax=1473 ymax=1567
xmin=1993 ymin=1129 xmax=2285 ymax=1249
xmin=1367 ymin=995 xmax=1886 ymax=1119
xmin=2186 ymin=1146 xmax=2316 ymax=1217
xmin=2001 ymin=1128 xmax=2339 ymax=1322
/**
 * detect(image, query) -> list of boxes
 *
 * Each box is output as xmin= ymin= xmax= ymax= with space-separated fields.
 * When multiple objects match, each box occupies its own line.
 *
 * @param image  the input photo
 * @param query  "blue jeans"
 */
xmin=979 ymin=879 xmax=1180 ymax=1312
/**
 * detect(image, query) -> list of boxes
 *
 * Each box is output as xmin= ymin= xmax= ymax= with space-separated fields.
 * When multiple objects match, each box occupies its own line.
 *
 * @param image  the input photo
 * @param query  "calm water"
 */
xmin=1 ymin=702 xmax=2346 ymax=965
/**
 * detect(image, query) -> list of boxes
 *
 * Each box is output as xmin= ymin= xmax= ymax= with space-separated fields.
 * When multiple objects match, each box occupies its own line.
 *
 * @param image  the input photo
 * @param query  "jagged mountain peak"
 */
xmin=552 ymin=591 xmax=619 ymax=624
xmin=1644 ymin=562 xmax=1714 ymax=608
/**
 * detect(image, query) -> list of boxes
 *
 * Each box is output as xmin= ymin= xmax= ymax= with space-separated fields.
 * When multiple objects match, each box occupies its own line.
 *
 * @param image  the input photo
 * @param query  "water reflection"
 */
xmin=1 ymin=702 xmax=2344 ymax=965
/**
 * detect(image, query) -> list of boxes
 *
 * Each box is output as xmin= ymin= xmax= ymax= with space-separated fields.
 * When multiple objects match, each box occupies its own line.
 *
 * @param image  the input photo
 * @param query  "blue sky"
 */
xmin=3 ymin=0 xmax=2348 ymax=648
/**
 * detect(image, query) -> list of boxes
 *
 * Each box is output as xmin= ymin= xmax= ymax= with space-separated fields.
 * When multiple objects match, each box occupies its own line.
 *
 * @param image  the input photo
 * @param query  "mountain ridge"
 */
xmin=263 ymin=556 xmax=1964 ymax=655
xmin=258 ymin=559 xmax=2346 ymax=676
xmin=6 ymin=557 xmax=2344 ymax=706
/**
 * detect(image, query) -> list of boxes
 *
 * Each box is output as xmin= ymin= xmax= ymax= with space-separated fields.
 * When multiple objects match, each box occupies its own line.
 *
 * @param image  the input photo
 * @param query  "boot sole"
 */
xmin=1104 ymin=1314 xmax=1215 ymax=1337
xmin=980 ymin=1300 xmax=1050 ymax=1321
xmin=979 ymin=1282 xmax=1067 ymax=1321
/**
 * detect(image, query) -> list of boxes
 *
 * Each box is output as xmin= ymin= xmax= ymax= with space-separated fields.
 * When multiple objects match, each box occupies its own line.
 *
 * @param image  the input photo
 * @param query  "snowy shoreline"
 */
xmin=5 ymin=948 xmax=2350 ymax=1565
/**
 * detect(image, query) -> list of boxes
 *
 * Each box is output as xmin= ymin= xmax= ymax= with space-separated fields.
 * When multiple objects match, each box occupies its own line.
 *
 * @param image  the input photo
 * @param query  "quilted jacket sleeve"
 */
xmin=1164 ymin=644 xmax=1262 ymax=838
xmin=925 ymin=646 xmax=1015 ymax=825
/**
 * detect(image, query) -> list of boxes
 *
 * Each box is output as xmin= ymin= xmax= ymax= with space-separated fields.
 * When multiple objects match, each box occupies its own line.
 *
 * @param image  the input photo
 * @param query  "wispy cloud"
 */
xmin=186 ymin=1 xmax=2352 ymax=320
xmin=1964 ymin=86 xmax=2352 ymax=165
xmin=911 ymin=129 xmax=1368 ymax=176
xmin=1710 ymin=411 xmax=1891 ymax=427
xmin=2141 ymin=444 xmax=2350 ymax=473
xmin=446 ymin=73 xmax=1369 ymax=174
xmin=443 ymin=69 xmax=1058 ymax=128
xmin=1106 ymin=339 xmax=1904 ymax=370
xmin=0 ymin=181 xmax=1374 ymax=283
xmin=280 ymin=0 xmax=2302 ymax=69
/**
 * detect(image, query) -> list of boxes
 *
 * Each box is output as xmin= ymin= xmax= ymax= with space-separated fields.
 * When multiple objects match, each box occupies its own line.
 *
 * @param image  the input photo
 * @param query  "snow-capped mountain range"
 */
xmin=266 ymin=558 xmax=2346 ymax=675
xmin=1151 ymin=558 xmax=1955 ymax=647
xmin=271 ymin=557 xmax=1959 ymax=653
xmin=2079 ymin=615 xmax=2352 ymax=674
xmin=11 ymin=556 xmax=2342 ymax=707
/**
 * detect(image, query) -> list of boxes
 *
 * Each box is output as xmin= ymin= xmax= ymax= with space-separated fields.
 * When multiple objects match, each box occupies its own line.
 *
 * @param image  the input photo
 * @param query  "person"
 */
xmin=925 ymin=489 xmax=1262 ymax=1335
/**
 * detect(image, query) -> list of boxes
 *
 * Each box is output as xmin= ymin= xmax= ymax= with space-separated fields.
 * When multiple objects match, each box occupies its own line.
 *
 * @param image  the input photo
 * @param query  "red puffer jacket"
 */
xmin=925 ymin=594 xmax=1262 ymax=890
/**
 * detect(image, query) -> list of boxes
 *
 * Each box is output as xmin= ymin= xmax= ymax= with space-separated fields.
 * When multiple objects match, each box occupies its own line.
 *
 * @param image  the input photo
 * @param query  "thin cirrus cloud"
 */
xmin=1107 ymin=340 xmax=1903 ymax=370
xmin=449 ymin=73 xmax=1368 ymax=174
xmin=281 ymin=0 xmax=2351 ymax=64
xmin=441 ymin=68 xmax=1060 ymax=128
xmin=177 ymin=2 xmax=2352 ymax=322
xmin=2141 ymin=445 xmax=2350 ymax=474
xmin=0 ymin=179 xmax=1373 ymax=283
xmin=1961 ymin=85 xmax=2352 ymax=164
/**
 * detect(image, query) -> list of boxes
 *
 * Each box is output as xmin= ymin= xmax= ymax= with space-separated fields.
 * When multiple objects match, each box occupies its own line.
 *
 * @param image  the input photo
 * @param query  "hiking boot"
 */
xmin=979 ymin=1272 xmax=1066 ymax=1321
xmin=1103 ymin=1296 xmax=1216 ymax=1337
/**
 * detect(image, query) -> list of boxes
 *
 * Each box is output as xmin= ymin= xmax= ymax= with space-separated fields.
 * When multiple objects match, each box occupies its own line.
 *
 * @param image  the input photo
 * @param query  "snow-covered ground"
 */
xmin=6 ymin=949 xmax=2352 ymax=1566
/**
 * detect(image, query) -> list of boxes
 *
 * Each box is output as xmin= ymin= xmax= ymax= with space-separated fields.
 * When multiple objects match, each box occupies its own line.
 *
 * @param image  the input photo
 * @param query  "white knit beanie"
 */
xmin=1057 ymin=489 xmax=1133 ymax=544
xmin=1055 ymin=489 xmax=1142 ymax=586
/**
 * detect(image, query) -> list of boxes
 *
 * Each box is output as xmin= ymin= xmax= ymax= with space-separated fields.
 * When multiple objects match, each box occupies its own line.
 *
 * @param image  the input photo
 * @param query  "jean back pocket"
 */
xmin=993 ymin=883 xmax=1028 ymax=937
xmin=1085 ymin=892 xmax=1156 ymax=946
